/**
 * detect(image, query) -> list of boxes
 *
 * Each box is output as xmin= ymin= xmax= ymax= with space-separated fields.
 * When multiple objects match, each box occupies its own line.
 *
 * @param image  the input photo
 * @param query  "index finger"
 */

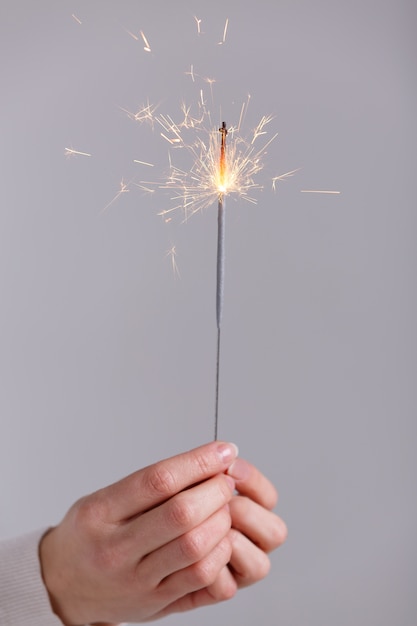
xmin=227 ymin=458 xmax=278 ymax=510
xmin=100 ymin=441 xmax=238 ymax=522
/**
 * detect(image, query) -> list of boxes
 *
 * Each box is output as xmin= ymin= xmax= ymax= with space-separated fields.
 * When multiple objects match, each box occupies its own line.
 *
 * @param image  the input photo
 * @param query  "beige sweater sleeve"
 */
xmin=0 ymin=528 xmax=63 ymax=626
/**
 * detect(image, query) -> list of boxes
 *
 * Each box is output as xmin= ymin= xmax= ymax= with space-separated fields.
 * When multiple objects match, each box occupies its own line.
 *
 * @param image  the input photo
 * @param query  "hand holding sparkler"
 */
xmin=39 ymin=442 xmax=287 ymax=624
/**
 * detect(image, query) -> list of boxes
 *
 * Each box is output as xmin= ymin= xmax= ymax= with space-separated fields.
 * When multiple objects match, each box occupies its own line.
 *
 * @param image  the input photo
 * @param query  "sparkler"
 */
xmin=127 ymin=97 xmax=281 ymax=439
xmin=65 ymin=15 xmax=340 ymax=442
xmin=215 ymin=121 xmax=228 ymax=440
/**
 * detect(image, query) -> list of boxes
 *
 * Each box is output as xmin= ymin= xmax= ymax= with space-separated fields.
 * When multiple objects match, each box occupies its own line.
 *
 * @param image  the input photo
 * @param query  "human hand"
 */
xmin=40 ymin=442 xmax=287 ymax=625
xmin=40 ymin=441 xmax=238 ymax=625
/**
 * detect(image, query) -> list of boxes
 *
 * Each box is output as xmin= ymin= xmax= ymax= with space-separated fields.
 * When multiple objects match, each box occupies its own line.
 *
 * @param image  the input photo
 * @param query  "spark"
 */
xmin=272 ymin=168 xmax=301 ymax=190
xmin=238 ymin=96 xmax=250 ymax=132
xmin=204 ymin=76 xmax=216 ymax=101
xmin=194 ymin=16 xmax=202 ymax=35
xmin=218 ymin=18 xmax=229 ymax=44
xmin=140 ymin=30 xmax=152 ymax=52
xmin=251 ymin=115 xmax=275 ymax=144
xmin=166 ymin=245 xmax=180 ymax=277
xmin=133 ymin=159 xmax=154 ymax=167
xmin=160 ymin=132 xmax=181 ymax=145
xmin=102 ymin=178 xmax=130 ymax=212
xmin=300 ymin=189 xmax=341 ymax=194
xmin=71 ymin=14 xmax=82 ymax=25
xmin=120 ymin=101 xmax=158 ymax=127
xmin=185 ymin=64 xmax=196 ymax=82
xmin=133 ymin=182 xmax=155 ymax=194
xmin=64 ymin=147 xmax=91 ymax=157
xmin=126 ymin=29 xmax=139 ymax=41
xmin=133 ymin=100 xmax=278 ymax=221
xmin=179 ymin=102 xmax=205 ymax=128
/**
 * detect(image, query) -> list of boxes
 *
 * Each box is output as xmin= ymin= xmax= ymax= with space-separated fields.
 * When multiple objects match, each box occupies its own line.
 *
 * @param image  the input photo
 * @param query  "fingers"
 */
xmin=40 ymin=440 xmax=287 ymax=625
xmin=127 ymin=473 xmax=235 ymax=561
xmin=229 ymin=495 xmax=288 ymax=553
xmin=158 ymin=535 xmax=233 ymax=601
xmin=227 ymin=457 xmax=278 ymax=510
xmin=139 ymin=506 xmax=232 ymax=585
xmin=225 ymin=459 xmax=287 ymax=590
xmin=100 ymin=441 xmax=238 ymax=521
xmin=228 ymin=528 xmax=272 ymax=587
xmin=149 ymin=566 xmax=237 ymax=620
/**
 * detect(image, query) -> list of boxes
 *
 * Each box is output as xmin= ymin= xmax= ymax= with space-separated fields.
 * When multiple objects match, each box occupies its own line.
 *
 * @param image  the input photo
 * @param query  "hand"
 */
xmin=40 ymin=441 xmax=238 ymax=625
xmin=40 ymin=442 xmax=287 ymax=625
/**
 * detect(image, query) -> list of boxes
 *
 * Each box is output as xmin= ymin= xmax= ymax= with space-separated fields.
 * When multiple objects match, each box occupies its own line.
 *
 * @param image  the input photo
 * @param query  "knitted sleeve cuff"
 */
xmin=0 ymin=528 xmax=63 ymax=626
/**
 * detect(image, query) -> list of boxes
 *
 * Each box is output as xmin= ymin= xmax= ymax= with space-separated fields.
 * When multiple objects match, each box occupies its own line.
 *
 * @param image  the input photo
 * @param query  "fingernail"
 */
xmin=227 ymin=457 xmax=251 ymax=481
xmin=218 ymin=442 xmax=239 ymax=464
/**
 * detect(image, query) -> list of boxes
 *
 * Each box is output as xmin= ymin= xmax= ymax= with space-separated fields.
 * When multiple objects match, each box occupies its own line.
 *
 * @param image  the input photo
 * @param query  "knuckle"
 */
xmin=192 ymin=559 xmax=218 ymax=587
xmin=72 ymin=501 xmax=126 ymax=573
xmin=193 ymin=452 xmax=212 ymax=477
xmin=72 ymin=494 xmax=106 ymax=533
xmin=166 ymin=495 xmax=194 ymax=530
xmin=192 ymin=538 xmax=232 ymax=588
xmin=146 ymin=464 xmax=178 ymax=497
xmin=179 ymin=528 xmax=206 ymax=561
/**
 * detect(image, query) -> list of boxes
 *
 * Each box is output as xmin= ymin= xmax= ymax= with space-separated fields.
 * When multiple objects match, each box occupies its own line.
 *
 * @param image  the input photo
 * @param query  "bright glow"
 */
xmin=124 ymin=96 xmax=279 ymax=221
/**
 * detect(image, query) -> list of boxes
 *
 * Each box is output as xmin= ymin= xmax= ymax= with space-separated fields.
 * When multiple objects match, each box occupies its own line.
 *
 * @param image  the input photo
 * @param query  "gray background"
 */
xmin=1 ymin=1 xmax=416 ymax=625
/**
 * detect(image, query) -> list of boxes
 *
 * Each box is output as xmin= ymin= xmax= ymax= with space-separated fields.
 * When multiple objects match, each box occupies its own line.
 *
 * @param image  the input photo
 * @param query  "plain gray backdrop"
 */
xmin=1 ymin=1 xmax=416 ymax=625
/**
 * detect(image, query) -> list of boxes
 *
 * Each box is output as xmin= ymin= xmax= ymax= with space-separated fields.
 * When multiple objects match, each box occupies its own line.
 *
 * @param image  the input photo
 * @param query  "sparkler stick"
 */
xmin=215 ymin=121 xmax=228 ymax=440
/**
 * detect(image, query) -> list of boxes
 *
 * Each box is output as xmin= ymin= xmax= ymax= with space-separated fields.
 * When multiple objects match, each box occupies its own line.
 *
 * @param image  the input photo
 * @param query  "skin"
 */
xmin=40 ymin=441 xmax=287 ymax=625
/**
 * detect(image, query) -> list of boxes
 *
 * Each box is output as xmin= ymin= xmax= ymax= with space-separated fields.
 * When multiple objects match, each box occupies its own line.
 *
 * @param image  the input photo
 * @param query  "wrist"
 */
xmin=39 ymin=527 xmax=76 ymax=625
